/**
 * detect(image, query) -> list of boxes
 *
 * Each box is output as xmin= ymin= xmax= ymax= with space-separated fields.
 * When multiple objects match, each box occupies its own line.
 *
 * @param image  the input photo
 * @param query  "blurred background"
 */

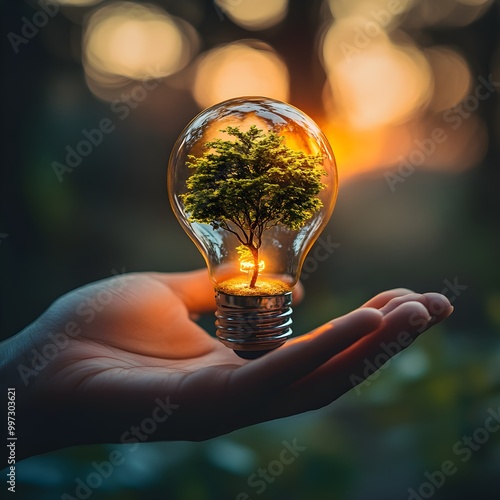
xmin=1 ymin=0 xmax=499 ymax=498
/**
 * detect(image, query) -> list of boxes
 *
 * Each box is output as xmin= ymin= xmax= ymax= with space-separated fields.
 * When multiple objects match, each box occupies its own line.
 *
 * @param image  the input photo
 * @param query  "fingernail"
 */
xmin=429 ymin=305 xmax=454 ymax=326
xmin=424 ymin=293 xmax=452 ymax=317
xmin=445 ymin=305 xmax=454 ymax=317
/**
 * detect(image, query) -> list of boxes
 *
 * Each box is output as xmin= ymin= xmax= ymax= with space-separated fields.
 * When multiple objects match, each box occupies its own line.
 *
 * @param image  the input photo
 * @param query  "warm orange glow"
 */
xmin=321 ymin=114 xmax=487 ymax=181
xmin=215 ymin=0 xmax=288 ymax=30
xmin=192 ymin=42 xmax=289 ymax=109
xmin=217 ymin=276 xmax=290 ymax=296
xmin=320 ymin=119 xmax=399 ymax=179
xmin=318 ymin=5 xmax=489 ymax=180
xmin=240 ymin=259 xmax=266 ymax=273
xmin=316 ymin=1 xmax=486 ymax=180
xmin=83 ymin=2 xmax=192 ymax=83
xmin=323 ymin=36 xmax=433 ymax=129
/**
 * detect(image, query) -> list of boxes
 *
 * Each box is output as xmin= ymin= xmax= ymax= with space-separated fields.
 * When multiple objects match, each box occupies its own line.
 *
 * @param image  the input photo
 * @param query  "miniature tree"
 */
xmin=181 ymin=125 xmax=325 ymax=288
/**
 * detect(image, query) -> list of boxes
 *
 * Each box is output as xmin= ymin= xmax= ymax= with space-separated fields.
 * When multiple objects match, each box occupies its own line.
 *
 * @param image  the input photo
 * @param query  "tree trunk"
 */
xmin=249 ymin=246 xmax=259 ymax=288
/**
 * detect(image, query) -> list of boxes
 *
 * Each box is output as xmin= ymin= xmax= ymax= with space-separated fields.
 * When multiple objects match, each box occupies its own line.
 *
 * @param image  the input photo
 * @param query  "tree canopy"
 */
xmin=181 ymin=125 xmax=325 ymax=288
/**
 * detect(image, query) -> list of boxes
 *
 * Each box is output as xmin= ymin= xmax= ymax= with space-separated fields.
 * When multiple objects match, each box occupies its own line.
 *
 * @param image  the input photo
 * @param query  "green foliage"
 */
xmin=181 ymin=125 xmax=325 ymax=246
xmin=181 ymin=125 xmax=325 ymax=286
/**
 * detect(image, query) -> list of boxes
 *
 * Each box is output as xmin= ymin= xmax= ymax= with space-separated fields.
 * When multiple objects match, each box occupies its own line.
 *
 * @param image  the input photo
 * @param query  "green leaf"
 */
xmin=180 ymin=125 xmax=325 ymax=248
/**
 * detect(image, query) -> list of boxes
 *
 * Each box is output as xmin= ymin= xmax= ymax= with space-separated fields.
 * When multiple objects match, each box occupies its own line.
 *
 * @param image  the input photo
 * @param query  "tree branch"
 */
xmin=220 ymin=221 xmax=249 ymax=246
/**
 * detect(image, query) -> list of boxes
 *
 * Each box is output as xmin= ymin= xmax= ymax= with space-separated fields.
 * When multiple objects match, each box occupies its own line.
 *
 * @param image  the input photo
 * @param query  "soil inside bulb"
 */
xmin=216 ymin=277 xmax=291 ymax=296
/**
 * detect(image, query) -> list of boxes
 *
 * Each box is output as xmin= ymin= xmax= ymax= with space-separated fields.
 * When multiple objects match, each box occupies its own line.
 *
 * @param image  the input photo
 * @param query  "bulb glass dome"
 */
xmin=168 ymin=97 xmax=338 ymax=296
xmin=168 ymin=97 xmax=338 ymax=357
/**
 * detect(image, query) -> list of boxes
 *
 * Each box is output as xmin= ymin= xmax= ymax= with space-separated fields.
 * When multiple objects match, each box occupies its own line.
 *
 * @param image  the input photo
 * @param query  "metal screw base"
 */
xmin=215 ymin=291 xmax=293 ymax=356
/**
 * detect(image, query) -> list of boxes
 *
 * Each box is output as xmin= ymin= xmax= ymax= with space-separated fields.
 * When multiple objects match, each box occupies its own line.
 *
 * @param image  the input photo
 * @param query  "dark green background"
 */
xmin=1 ymin=1 xmax=499 ymax=499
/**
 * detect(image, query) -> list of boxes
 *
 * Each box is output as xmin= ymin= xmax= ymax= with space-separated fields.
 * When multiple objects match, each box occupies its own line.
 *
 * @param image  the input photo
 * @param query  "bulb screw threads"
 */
xmin=215 ymin=291 xmax=293 ymax=358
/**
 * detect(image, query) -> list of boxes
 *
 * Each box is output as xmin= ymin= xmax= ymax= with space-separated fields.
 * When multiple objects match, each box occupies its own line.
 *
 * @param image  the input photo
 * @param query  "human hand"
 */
xmin=1 ymin=270 xmax=453 ymax=464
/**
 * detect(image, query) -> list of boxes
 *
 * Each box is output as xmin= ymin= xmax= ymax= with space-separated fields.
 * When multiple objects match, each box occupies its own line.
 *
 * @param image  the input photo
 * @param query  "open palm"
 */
xmin=5 ymin=270 xmax=452 ymax=463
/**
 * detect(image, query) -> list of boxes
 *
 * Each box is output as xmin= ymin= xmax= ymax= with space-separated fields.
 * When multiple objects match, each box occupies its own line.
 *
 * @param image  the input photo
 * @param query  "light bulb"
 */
xmin=167 ymin=97 xmax=338 ymax=358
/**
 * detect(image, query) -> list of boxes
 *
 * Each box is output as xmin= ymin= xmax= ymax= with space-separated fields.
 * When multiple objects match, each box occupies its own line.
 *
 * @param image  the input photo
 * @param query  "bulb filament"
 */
xmin=239 ymin=259 xmax=265 ymax=273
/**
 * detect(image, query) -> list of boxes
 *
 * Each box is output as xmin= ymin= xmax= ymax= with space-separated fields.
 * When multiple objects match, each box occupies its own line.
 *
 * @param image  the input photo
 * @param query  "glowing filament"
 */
xmin=240 ymin=259 xmax=265 ymax=273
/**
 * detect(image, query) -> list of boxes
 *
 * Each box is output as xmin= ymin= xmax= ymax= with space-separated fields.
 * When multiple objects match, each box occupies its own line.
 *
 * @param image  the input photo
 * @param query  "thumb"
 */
xmin=151 ymin=269 xmax=217 ymax=313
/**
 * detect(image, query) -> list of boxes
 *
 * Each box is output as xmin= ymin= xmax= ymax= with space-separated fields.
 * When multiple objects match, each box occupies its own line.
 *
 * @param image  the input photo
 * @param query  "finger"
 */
xmin=150 ymin=269 xmax=217 ymax=313
xmin=279 ymin=300 xmax=447 ymax=414
xmin=337 ymin=301 xmax=432 ymax=368
xmin=361 ymin=288 xmax=415 ymax=309
xmin=378 ymin=292 xmax=452 ymax=321
xmin=228 ymin=307 xmax=383 ymax=399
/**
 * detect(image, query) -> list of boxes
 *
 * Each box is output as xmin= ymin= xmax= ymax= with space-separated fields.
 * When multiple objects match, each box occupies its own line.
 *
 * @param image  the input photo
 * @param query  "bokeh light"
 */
xmin=214 ymin=0 xmax=288 ymax=30
xmin=318 ymin=0 xmax=486 ymax=180
xmin=321 ymin=15 xmax=392 ymax=73
xmin=83 ymin=2 xmax=195 ymax=87
xmin=3 ymin=0 xmax=500 ymax=498
xmin=192 ymin=41 xmax=289 ymax=109
xmin=324 ymin=37 xmax=433 ymax=129
xmin=425 ymin=46 xmax=472 ymax=112
xmin=403 ymin=0 xmax=495 ymax=28
xmin=320 ymin=120 xmax=394 ymax=179
xmin=327 ymin=0 xmax=413 ymax=27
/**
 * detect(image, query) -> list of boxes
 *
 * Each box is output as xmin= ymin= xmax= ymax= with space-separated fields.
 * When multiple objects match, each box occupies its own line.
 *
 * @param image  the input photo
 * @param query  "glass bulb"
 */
xmin=167 ymin=97 xmax=338 ymax=358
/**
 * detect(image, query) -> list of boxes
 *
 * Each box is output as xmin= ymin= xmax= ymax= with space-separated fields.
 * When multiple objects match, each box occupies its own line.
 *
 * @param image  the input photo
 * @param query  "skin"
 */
xmin=0 ymin=270 xmax=453 ymax=467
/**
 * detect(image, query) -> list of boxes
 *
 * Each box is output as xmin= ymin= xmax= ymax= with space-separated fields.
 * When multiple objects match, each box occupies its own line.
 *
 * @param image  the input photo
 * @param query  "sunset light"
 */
xmin=192 ymin=41 xmax=289 ymax=108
